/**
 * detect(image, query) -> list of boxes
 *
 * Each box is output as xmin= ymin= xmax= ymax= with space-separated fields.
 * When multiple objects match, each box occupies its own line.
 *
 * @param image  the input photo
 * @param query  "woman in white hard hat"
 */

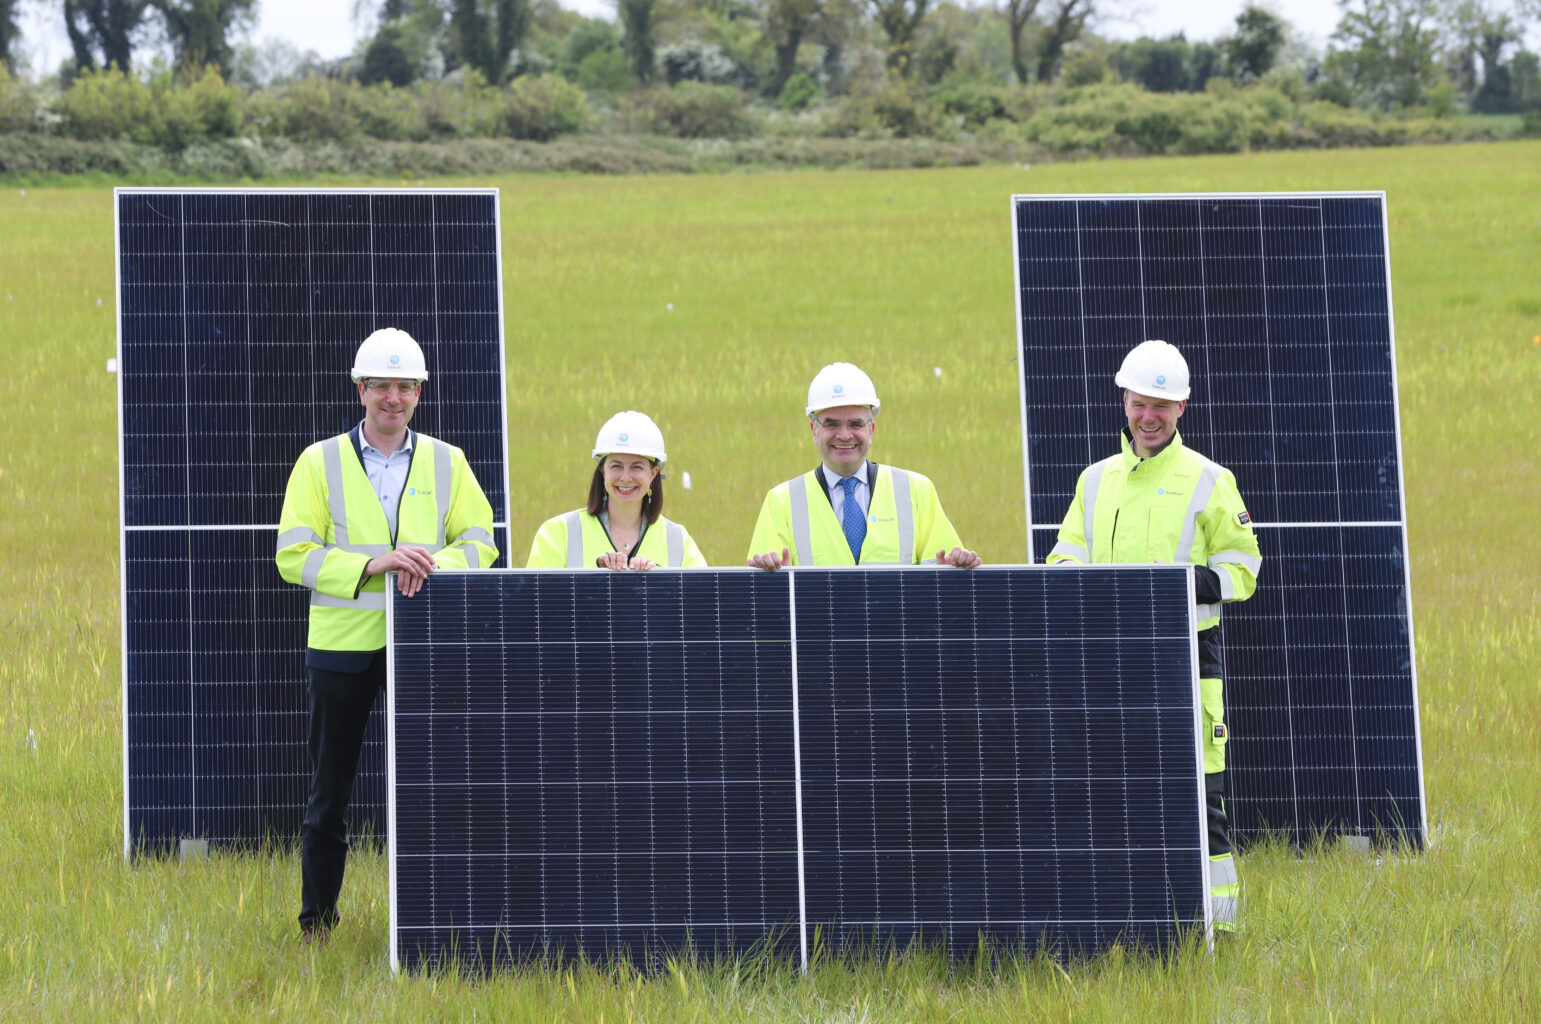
xmin=526 ymin=411 xmax=708 ymax=570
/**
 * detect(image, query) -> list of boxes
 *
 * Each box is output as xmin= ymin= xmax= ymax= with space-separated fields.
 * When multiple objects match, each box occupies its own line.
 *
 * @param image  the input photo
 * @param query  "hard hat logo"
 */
xmin=618 ymin=433 xmax=629 ymax=443
xmin=1155 ymin=374 xmax=1166 ymax=387
xmin=833 ymin=384 xmax=844 ymax=395
xmin=389 ymin=354 xmax=400 ymax=367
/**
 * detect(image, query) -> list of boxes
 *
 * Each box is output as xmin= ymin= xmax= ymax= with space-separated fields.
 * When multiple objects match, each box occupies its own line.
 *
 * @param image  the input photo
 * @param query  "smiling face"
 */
xmin=357 ymin=377 xmax=421 ymax=443
xmin=809 ymin=404 xmax=876 ymax=477
xmin=1124 ymin=389 xmax=1185 ymax=457
xmin=601 ymin=453 xmax=660 ymax=511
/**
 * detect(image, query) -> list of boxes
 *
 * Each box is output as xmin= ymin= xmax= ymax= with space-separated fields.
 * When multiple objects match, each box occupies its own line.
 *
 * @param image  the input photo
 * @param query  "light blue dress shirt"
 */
xmin=359 ymin=424 xmax=415 ymax=537
xmin=822 ymin=462 xmax=870 ymax=520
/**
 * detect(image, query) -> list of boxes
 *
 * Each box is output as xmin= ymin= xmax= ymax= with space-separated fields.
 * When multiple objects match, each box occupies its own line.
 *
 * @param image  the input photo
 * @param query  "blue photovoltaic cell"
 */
xmin=118 ymin=189 xmax=510 ymax=854
xmin=391 ymin=571 xmax=800 ymax=971
xmin=795 ymin=567 xmax=1204 ymax=958
xmin=1012 ymin=192 xmax=1424 ymax=847
xmin=389 ymin=566 xmax=1206 ymax=973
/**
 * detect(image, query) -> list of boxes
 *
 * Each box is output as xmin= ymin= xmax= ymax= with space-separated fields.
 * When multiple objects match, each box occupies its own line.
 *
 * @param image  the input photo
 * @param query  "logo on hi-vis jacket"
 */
xmin=1236 ymin=510 xmax=1252 ymax=526
xmin=408 ymin=487 xmax=433 ymax=497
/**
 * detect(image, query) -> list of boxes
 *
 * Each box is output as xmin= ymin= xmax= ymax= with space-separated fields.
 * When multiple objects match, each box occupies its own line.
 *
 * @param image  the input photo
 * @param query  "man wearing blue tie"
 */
xmin=746 ymin=363 xmax=981 ymax=570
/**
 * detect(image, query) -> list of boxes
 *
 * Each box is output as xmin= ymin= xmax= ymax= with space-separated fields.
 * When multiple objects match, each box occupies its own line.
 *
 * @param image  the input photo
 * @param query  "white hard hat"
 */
xmin=592 ymin=410 xmax=667 ymax=465
xmin=806 ymin=362 xmax=881 ymax=417
xmin=1115 ymin=340 xmax=1189 ymax=400
xmin=351 ymin=328 xmax=428 ymax=381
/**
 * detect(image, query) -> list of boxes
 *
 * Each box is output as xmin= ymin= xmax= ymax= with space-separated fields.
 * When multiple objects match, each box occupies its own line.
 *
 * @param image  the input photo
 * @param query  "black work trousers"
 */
xmin=1206 ymin=771 xmax=1233 ymax=857
xmin=298 ymin=652 xmax=386 ymax=931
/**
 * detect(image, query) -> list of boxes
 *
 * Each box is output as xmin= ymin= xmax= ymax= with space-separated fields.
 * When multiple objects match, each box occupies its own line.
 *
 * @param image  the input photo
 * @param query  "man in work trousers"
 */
xmin=747 ymin=362 xmax=981 ymax=570
xmin=276 ymin=327 xmax=498 ymax=943
xmin=1047 ymin=339 xmax=1261 ymax=935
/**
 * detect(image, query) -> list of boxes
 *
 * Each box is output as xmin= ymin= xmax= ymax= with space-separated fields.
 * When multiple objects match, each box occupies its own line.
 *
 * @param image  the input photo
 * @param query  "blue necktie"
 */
xmin=838 ymin=475 xmax=866 ymax=561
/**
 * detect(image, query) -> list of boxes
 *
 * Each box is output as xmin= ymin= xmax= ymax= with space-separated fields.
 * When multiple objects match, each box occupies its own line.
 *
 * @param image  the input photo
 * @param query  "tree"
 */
xmin=870 ymin=0 xmax=930 ymax=73
xmin=450 ymin=0 xmax=530 ymax=83
xmin=1110 ymin=34 xmax=1192 ymax=92
xmin=152 ymin=0 xmax=257 ymax=75
xmin=763 ymin=0 xmax=822 ymax=95
xmin=998 ymin=0 xmax=1041 ymax=83
xmin=1224 ymin=4 xmax=1286 ymax=81
xmin=618 ymin=0 xmax=656 ymax=81
xmin=1035 ymin=0 xmax=1092 ymax=82
xmin=1 ymin=0 xmax=20 ymax=69
xmin=1325 ymin=0 xmax=1445 ymax=109
xmin=64 ymin=0 xmax=151 ymax=73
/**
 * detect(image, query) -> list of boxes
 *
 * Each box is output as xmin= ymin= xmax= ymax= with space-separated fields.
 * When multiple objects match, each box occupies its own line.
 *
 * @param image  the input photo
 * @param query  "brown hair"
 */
xmin=586 ymin=459 xmax=664 ymax=525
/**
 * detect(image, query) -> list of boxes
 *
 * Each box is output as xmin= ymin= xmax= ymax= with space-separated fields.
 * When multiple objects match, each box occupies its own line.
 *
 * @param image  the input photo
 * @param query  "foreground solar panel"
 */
xmin=117 ymin=188 xmax=511 ymax=855
xmin=388 ymin=567 xmax=1207 ymax=972
xmin=1011 ymin=192 xmax=1425 ymax=847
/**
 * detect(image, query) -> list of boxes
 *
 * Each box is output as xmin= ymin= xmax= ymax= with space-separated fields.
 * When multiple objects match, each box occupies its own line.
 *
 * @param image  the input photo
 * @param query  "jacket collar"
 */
xmin=813 ymin=461 xmax=879 ymax=504
xmin=1120 ymin=427 xmax=1184 ymax=467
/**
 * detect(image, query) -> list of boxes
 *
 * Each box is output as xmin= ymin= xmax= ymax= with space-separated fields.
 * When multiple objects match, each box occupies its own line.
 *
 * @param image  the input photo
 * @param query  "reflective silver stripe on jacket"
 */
xmin=666 ymin=521 xmax=684 ymax=567
xmin=1174 ymin=461 xmax=1223 ymax=563
xmin=1081 ymin=459 xmax=1110 ymax=561
xmin=1196 ymin=602 xmax=1221 ymax=624
xmin=310 ymin=590 xmax=387 ymax=611
xmin=1208 ymin=550 xmax=1262 ymax=600
xmin=322 ymin=437 xmax=352 ymax=547
xmin=301 ymin=548 xmax=328 ymax=590
xmin=428 ymin=437 xmax=452 ymax=548
xmin=1050 ymin=541 xmax=1088 ymax=562
xmin=788 ymin=476 xmax=814 ymax=565
xmin=276 ymin=526 xmax=323 ymax=550
xmin=887 ymin=467 xmax=915 ymax=565
xmin=562 ymin=510 xmax=585 ymax=568
xmin=449 ymin=526 xmax=495 ymax=569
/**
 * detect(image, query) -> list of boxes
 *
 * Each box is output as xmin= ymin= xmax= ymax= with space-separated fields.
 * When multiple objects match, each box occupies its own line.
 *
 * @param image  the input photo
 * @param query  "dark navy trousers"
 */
xmin=299 ymin=651 xmax=386 ymax=931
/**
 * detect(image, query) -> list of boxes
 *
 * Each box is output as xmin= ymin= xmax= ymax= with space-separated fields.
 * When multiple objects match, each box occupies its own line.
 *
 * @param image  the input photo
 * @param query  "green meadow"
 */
xmin=2 ymin=142 xmax=1538 ymax=1020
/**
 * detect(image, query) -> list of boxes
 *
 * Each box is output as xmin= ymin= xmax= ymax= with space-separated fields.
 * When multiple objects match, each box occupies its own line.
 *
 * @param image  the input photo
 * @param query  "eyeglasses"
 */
xmin=363 ymin=379 xmax=422 ymax=396
xmin=814 ymin=416 xmax=872 ymax=431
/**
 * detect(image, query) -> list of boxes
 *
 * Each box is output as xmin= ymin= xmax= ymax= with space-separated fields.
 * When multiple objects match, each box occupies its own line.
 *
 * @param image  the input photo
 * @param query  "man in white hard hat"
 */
xmin=275 ymin=327 xmax=498 ymax=944
xmin=1047 ymin=339 xmax=1261 ymax=935
xmin=747 ymin=362 xmax=980 ymax=570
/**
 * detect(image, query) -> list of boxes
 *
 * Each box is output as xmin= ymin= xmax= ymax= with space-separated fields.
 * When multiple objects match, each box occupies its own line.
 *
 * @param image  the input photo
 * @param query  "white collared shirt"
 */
xmin=359 ymin=424 xmax=415 ymax=537
xmin=822 ymin=461 xmax=870 ymax=522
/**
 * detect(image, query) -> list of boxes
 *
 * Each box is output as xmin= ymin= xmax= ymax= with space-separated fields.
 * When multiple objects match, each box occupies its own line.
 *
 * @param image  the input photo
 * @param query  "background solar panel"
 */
xmin=117 ymin=188 xmax=511 ymax=855
xmin=390 ymin=570 xmax=800 ymax=971
xmin=389 ymin=566 xmax=1207 ymax=972
xmin=1011 ymin=192 xmax=1425 ymax=847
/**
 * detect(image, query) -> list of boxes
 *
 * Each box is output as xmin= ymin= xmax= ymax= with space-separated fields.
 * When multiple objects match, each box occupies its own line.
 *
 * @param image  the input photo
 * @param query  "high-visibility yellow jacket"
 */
xmin=1048 ymin=429 xmax=1260 ymax=773
xmin=746 ymin=463 xmax=964 ymax=566
xmin=525 ymin=509 xmax=707 ymax=568
xmin=276 ymin=429 xmax=497 ymax=656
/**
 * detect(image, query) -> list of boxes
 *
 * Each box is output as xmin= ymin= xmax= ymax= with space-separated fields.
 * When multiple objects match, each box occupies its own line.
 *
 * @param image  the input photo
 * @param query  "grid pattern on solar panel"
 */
xmin=388 ymin=566 xmax=1207 ymax=972
xmin=118 ymin=189 xmax=509 ymax=853
xmin=795 ymin=567 xmax=1205 ymax=957
xmin=390 ymin=571 xmax=800 ymax=972
xmin=1011 ymin=193 xmax=1423 ymax=847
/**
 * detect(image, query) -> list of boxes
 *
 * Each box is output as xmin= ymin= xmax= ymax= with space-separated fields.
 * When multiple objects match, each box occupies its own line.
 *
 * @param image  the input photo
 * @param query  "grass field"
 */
xmin=1 ymin=142 xmax=1539 ymax=1020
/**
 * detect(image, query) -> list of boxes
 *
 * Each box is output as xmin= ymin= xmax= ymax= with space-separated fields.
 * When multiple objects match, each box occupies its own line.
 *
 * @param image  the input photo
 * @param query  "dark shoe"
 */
xmin=301 ymin=925 xmax=331 ymax=947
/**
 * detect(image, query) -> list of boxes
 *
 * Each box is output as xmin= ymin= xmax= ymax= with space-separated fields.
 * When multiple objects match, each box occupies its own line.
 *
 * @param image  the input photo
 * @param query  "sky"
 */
xmin=14 ymin=0 xmax=1353 ymax=77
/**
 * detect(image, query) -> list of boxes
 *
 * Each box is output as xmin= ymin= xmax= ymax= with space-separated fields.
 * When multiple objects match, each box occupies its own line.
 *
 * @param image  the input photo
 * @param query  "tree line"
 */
xmin=1 ymin=0 xmax=1538 ymax=145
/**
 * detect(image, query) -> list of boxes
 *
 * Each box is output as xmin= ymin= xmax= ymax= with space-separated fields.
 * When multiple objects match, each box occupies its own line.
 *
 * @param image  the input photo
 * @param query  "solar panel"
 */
xmin=1011 ymin=192 xmax=1426 ymax=847
xmin=116 ymin=188 xmax=511 ymax=855
xmin=388 ymin=566 xmax=1207 ymax=972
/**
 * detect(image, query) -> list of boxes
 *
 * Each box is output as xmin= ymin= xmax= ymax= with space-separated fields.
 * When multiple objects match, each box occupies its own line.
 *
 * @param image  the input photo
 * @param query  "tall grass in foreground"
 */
xmin=1 ymin=143 xmax=1539 ymax=1020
